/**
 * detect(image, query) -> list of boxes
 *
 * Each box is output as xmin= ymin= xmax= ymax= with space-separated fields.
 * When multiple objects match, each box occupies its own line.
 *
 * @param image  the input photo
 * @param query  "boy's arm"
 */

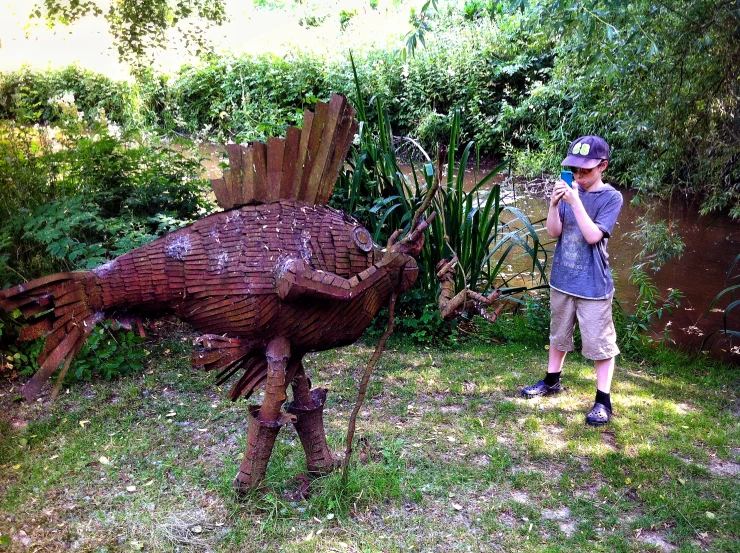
xmin=546 ymin=182 xmax=566 ymax=238
xmin=569 ymin=200 xmax=605 ymax=244
xmin=559 ymin=184 xmax=606 ymax=244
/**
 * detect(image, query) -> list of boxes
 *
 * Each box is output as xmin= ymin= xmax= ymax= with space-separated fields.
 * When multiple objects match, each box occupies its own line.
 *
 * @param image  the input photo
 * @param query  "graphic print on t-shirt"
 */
xmin=561 ymin=226 xmax=586 ymax=271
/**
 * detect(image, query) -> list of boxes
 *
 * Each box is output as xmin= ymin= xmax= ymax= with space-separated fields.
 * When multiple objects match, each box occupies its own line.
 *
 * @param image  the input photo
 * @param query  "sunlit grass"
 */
xmin=0 ymin=331 xmax=738 ymax=552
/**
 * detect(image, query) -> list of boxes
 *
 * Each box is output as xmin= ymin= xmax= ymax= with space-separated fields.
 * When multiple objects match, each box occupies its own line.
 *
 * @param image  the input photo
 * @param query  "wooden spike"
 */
xmin=280 ymin=126 xmax=301 ymax=199
xmin=210 ymin=177 xmax=232 ymax=209
xmin=297 ymin=100 xmax=329 ymax=204
xmin=317 ymin=101 xmax=358 ymax=204
xmin=252 ymin=141 xmax=268 ymax=202
xmin=266 ymin=137 xmax=285 ymax=203
xmin=306 ymin=94 xmax=345 ymax=205
xmin=226 ymin=144 xmax=243 ymax=206
xmin=290 ymin=109 xmax=315 ymax=200
xmin=19 ymin=317 xmax=53 ymax=341
xmin=240 ymin=145 xmax=255 ymax=205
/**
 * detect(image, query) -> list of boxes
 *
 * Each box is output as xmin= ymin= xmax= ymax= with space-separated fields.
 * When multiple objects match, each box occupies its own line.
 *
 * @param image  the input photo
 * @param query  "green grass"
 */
xmin=0 ymin=324 xmax=738 ymax=552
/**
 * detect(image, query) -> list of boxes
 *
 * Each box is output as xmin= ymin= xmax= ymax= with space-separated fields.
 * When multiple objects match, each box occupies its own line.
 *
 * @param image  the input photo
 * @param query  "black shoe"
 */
xmin=521 ymin=380 xmax=562 ymax=399
xmin=585 ymin=402 xmax=612 ymax=426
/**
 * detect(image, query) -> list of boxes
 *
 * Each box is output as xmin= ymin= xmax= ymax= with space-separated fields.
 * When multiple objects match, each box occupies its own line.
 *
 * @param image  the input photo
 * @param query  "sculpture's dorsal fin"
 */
xmin=210 ymin=93 xmax=358 ymax=209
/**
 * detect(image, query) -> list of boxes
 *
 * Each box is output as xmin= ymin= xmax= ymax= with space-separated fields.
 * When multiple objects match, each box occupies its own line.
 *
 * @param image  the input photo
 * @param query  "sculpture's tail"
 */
xmin=192 ymin=335 xmax=269 ymax=401
xmin=0 ymin=272 xmax=99 ymax=401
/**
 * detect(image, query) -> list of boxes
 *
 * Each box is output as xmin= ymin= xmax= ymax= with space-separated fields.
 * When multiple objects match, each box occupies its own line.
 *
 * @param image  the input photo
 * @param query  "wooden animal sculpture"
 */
xmin=0 ymin=94 xmax=431 ymax=492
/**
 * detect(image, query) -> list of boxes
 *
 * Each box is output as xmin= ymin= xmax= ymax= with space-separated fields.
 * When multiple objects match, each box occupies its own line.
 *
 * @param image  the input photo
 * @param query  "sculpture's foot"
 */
xmin=233 ymin=406 xmax=296 ymax=494
xmin=287 ymin=388 xmax=339 ymax=476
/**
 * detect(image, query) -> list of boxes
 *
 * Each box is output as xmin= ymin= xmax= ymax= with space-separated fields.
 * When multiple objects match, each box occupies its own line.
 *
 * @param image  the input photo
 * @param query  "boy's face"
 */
xmin=572 ymin=160 xmax=608 ymax=191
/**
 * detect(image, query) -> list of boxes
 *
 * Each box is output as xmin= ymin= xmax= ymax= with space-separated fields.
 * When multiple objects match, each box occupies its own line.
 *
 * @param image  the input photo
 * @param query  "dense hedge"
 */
xmin=1 ymin=2 xmax=737 ymax=217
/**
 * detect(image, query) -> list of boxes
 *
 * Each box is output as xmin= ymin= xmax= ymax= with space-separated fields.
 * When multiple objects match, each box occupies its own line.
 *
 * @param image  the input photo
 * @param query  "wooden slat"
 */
xmin=297 ymin=100 xmax=329 ymax=204
xmin=319 ymin=117 xmax=358 ymax=204
xmin=210 ymin=177 xmax=231 ymax=209
xmin=226 ymin=143 xmax=243 ymax=207
xmin=266 ymin=137 xmax=285 ymax=202
xmin=280 ymin=126 xmax=301 ymax=199
xmin=306 ymin=94 xmax=345 ymax=206
xmin=290 ymin=110 xmax=315 ymax=201
xmin=317 ymin=100 xmax=358 ymax=204
xmin=240 ymin=145 xmax=255 ymax=205
xmin=252 ymin=141 xmax=268 ymax=203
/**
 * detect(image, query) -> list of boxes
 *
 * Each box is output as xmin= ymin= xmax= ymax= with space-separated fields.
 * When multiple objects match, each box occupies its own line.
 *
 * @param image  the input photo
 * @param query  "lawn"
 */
xmin=0 ymin=321 xmax=738 ymax=552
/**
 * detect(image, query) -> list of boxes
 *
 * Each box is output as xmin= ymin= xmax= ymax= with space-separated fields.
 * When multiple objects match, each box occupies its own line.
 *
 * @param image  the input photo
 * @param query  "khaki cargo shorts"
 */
xmin=550 ymin=289 xmax=620 ymax=360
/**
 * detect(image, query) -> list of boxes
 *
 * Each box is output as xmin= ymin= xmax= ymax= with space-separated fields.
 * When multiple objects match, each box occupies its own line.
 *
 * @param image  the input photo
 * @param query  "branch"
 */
xmin=342 ymin=293 xmax=398 ymax=485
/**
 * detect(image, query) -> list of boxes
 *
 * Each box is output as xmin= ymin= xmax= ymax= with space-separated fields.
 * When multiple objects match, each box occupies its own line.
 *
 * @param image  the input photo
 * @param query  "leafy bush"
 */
xmin=71 ymin=323 xmax=147 ymax=382
xmin=169 ymin=53 xmax=330 ymax=141
xmin=0 ymin=66 xmax=133 ymax=126
xmin=334 ymin=62 xmax=549 ymax=336
xmin=0 ymin=97 xmax=213 ymax=383
xmin=614 ymin=267 xmax=684 ymax=356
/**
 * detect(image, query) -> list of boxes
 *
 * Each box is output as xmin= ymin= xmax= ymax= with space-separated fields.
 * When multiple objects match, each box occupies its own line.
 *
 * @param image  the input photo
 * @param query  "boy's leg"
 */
xmin=522 ymin=291 xmax=573 ymax=399
xmin=522 ymin=347 xmax=566 ymax=398
xmin=578 ymin=297 xmax=618 ymax=425
xmin=595 ymin=357 xmax=615 ymax=393
xmin=548 ymin=347 xmax=567 ymax=374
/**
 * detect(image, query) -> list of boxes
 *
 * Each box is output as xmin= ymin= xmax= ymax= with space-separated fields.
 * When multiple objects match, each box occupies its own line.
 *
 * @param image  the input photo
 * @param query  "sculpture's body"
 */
xmin=0 ymin=95 xmax=429 ymax=491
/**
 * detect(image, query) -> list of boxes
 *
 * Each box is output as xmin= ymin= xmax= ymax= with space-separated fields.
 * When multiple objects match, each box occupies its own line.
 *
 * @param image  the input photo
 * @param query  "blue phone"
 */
xmin=560 ymin=170 xmax=574 ymax=188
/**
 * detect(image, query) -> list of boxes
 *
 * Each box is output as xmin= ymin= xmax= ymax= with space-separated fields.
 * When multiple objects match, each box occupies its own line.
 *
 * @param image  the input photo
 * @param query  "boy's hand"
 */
xmin=550 ymin=179 xmax=570 ymax=207
xmin=554 ymin=179 xmax=580 ymax=206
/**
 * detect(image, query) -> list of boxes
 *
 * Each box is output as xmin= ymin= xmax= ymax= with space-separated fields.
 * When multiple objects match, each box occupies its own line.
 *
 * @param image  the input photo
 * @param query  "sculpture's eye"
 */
xmin=352 ymin=227 xmax=373 ymax=252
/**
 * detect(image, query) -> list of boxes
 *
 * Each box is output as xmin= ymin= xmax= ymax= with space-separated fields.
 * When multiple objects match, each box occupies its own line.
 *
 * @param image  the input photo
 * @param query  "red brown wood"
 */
xmin=280 ymin=126 xmax=302 ymax=199
xmin=266 ymin=137 xmax=285 ymax=202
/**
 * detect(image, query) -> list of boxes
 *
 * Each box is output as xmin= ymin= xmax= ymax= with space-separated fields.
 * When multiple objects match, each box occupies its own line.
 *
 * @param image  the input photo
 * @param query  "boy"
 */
xmin=521 ymin=135 xmax=623 ymax=426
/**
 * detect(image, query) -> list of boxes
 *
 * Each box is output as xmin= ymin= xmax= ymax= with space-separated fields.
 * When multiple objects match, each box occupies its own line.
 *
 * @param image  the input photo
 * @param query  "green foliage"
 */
xmin=629 ymin=216 xmax=685 ymax=272
xmin=401 ymin=0 xmax=439 ymax=59
xmin=0 ymin=66 xmax=133 ymax=126
xmin=702 ymin=253 xmax=740 ymax=351
xmin=339 ymin=8 xmax=358 ymax=30
xmin=335 ymin=59 xmax=548 ymax=336
xmin=0 ymin=115 xmax=212 ymax=285
xmin=31 ymin=0 xmax=227 ymax=71
xmin=500 ymin=0 xmax=740 ymax=218
xmin=71 ymin=323 xmax=146 ymax=382
xmin=169 ymin=53 xmax=329 ymax=141
xmin=615 ymin=267 xmax=684 ymax=355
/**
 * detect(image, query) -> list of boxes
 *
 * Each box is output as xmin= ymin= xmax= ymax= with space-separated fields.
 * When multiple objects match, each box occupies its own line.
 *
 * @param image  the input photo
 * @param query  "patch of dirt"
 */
xmin=637 ymin=530 xmax=677 ymax=552
xmin=558 ymin=520 xmax=578 ymax=537
xmin=537 ymin=425 xmax=568 ymax=453
xmin=707 ymin=459 xmax=740 ymax=477
xmin=542 ymin=507 xmax=570 ymax=521
xmin=472 ymin=454 xmax=490 ymax=466
xmin=10 ymin=417 xmax=28 ymax=430
xmin=600 ymin=430 xmax=617 ymax=452
xmin=497 ymin=513 xmax=517 ymax=528
xmin=673 ymin=454 xmax=740 ymax=477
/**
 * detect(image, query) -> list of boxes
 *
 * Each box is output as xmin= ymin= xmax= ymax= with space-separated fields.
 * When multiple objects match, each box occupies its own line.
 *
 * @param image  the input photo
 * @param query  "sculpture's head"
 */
xmin=384 ymin=213 xmax=436 ymax=294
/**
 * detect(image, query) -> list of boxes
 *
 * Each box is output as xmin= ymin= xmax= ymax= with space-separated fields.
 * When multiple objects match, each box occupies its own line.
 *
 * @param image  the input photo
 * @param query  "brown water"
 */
xmin=526 ymin=188 xmax=740 ymax=362
xmin=195 ymin=143 xmax=740 ymax=361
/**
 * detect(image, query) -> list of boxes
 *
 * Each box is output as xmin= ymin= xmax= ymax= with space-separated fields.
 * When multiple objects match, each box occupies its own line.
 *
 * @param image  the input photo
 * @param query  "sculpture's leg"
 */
xmin=234 ymin=337 xmax=294 ymax=492
xmin=287 ymin=363 xmax=338 ymax=476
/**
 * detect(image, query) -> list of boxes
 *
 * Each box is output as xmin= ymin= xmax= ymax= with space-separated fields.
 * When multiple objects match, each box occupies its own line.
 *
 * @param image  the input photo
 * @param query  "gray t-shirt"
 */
xmin=550 ymin=184 xmax=623 ymax=300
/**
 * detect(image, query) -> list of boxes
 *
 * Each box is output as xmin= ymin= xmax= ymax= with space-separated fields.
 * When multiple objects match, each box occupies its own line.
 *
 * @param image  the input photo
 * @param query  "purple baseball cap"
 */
xmin=561 ymin=135 xmax=610 ymax=169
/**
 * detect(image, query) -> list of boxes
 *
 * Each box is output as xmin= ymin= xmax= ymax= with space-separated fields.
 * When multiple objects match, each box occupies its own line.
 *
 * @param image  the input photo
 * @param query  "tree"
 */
xmin=505 ymin=0 xmax=740 ymax=217
xmin=30 ymin=0 xmax=228 ymax=73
